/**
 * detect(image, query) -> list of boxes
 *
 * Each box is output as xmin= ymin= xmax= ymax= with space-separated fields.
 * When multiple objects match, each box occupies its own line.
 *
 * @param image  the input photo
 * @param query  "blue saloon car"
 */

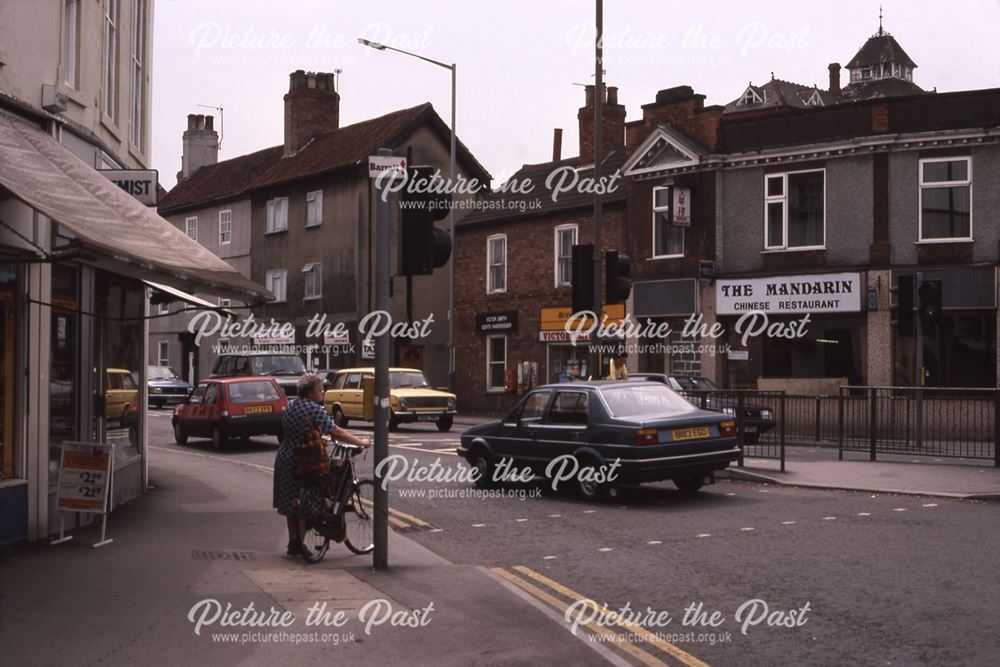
xmin=457 ymin=381 xmax=741 ymax=499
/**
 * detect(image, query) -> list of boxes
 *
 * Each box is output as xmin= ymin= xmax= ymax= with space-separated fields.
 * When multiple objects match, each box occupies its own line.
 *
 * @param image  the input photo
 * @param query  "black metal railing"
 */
xmin=679 ymin=390 xmax=786 ymax=472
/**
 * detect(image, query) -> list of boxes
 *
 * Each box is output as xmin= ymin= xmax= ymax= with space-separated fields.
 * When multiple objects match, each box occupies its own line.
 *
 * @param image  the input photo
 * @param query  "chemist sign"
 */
xmin=99 ymin=169 xmax=158 ymax=206
xmin=716 ymin=272 xmax=863 ymax=315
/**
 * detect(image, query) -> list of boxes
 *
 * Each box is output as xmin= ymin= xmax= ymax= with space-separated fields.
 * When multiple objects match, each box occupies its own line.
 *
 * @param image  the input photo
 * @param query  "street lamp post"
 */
xmin=359 ymin=39 xmax=458 ymax=392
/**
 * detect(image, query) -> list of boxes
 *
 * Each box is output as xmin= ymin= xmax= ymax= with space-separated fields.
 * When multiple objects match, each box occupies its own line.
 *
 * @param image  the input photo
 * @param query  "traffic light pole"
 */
xmin=592 ymin=0 xmax=604 ymax=373
xmin=915 ymin=271 xmax=924 ymax=450
xmin=373 ymin=147 xmax=391 ymax=570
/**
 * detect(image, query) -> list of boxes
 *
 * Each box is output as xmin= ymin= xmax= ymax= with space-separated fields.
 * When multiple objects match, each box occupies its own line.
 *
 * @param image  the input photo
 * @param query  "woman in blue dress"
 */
xmin=274 ymin=373 xmax=367 ymax=555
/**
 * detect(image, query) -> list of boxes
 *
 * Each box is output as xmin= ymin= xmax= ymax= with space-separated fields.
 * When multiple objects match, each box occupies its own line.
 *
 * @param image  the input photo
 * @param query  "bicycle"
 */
xmin=296 ymin=437 xmax=375 ymax=563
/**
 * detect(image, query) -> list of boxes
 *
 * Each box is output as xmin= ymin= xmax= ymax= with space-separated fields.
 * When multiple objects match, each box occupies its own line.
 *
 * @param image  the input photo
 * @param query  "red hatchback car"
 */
xmin=173 ymin=377 xmax=288 ymax=449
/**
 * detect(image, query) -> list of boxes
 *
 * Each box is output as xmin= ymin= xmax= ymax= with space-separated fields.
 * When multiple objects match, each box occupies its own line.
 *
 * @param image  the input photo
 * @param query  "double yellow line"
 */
xmin=490 ymin=566 xmax=709 ymax=667
xmin=357 ymin=497 xmax=432 ymax=531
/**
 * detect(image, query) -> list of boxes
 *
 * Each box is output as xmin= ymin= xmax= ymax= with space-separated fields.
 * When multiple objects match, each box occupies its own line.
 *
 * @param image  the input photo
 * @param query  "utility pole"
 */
xmin=593 ymin=0 xmax=604 ymax=370
xmin=914 ymin=271 xmax=924 ymax=450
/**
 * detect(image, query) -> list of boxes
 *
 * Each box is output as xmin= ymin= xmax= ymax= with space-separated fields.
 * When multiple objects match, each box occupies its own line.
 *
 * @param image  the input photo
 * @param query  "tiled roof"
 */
xmin=159 ymin=103 xmax=490 ymax=213
xmin=842 ymin=78 xmax=926 ymax=100
xmin=459 ymin=152 xmax=627 ymax=227
xmin=846 ymin=33 xmax=917 ymax=70
xmin=158 ymin=144 xmax=282 ymax=213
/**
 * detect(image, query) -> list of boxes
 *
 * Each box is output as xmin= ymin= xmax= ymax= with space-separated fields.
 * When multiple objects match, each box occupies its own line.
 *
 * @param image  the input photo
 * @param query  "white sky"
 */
xmin=151 ymin=0 xmax=1000 ymax=189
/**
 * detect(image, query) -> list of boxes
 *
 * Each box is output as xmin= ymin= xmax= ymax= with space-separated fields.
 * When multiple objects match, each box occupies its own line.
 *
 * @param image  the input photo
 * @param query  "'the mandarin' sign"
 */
xmin=716 ymin=272 xmax=862 ymax=315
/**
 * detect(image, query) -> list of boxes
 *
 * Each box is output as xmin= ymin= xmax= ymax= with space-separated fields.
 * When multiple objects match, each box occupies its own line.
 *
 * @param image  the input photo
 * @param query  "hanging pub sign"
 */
xmin=671 ymin=186 xmax=691 ymax=227
xmin=476 ymin=311 xmax=518 ymax=334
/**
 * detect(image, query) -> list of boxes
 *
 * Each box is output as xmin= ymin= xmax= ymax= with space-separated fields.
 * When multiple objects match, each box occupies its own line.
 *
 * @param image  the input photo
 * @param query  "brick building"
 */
xmin=155 ymin=70 xmax=490 ymax=386
xmin=455 ymin=85 xmax=628 ymax=415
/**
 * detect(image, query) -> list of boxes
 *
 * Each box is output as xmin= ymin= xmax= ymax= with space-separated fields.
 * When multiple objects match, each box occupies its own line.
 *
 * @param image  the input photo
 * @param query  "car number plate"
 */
xmin=417 ymin=414 xmax=439 ymax=421
xmin=672 ymin=427 xmax=710 ymax=441
xmin=745 ymin=425 xmax=758 ymax=433
xmin=244 ymin=405 xmax=273 ymax=414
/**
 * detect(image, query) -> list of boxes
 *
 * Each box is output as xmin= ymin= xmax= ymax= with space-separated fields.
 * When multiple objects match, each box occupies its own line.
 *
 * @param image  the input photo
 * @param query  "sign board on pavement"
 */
xmin=56 ymin=442 xmax=113 ymax=513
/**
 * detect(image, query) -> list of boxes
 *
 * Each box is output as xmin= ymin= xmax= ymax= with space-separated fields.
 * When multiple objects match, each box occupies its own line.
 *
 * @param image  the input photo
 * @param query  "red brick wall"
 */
xmin=454 ymin=206 xmax=627 ymax=415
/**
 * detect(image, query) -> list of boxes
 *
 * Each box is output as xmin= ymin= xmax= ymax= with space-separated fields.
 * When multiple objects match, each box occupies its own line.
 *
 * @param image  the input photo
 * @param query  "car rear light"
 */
xmin=635 ymin=428 xmax=658 ymax=445
xmin=719 ymin=420 xmax=737 ymax=438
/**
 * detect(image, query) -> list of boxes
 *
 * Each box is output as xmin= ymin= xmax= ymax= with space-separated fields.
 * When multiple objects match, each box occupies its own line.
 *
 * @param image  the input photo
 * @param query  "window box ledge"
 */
xmin=761 ymin=246 xmax=826 ymax=254
xmin=915 ymin=239 xmax=974 ymax=245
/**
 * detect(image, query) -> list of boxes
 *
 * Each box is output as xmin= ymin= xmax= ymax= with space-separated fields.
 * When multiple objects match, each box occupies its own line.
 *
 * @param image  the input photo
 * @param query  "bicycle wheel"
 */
xmin=344 ymin=479 xmax=375 ymax=555
xmin=298 ymin=488 xmax=330 ymax=564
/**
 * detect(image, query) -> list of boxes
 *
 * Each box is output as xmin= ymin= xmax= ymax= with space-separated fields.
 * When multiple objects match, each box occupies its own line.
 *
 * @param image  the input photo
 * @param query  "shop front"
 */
xmin=715 ymin=272 xmax=866 ymax=389
xmin=632 ymin=278 xmax=703 ymax=376
xmin=0 ymin=110 xmax=269 ymax=546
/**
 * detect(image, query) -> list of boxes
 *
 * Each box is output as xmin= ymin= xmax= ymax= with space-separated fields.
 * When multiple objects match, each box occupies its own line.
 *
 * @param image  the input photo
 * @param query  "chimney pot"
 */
xmin=828 ymin=63 xmax=841 ymax=95
xmin=552 ymin=128 xmax=563 ymax=162
xmin=607 ymin=86 xmax=619 ymax=105
xmin=205 ymin=115 xmax=214 ymax=131
xmin=187 ymin=113 xmax=197 ymax=130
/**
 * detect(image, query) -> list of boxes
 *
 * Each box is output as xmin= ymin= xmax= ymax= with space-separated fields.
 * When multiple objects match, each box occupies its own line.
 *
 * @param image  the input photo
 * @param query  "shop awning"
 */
xmin=0 ymin=110 xmax=271 ymax=303
xmin=143 ymin=280 xmax=238 ymax=317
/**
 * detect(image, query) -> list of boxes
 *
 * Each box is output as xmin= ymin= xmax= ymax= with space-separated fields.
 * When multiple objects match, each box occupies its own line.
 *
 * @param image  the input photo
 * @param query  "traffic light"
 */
xmin=571 ymin=244 xmax=594 ymax=314
xmin=605 ymin=250 xmax=632 ymax=304
xmin=892 ymin=274 xmax=914 ymax=338
xmin=399 ymin=165 xmax=452 ymax=276
xmin=918 ymin=280 xmax=943 ymax=331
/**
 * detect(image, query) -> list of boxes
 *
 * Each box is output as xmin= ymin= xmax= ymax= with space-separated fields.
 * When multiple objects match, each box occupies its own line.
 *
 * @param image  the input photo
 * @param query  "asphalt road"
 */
xmin=146 ymin=407 xmax=1000 ymax=667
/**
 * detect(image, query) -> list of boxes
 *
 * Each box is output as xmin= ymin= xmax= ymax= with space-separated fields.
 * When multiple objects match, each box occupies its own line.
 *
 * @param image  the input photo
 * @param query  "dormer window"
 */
xmin=738 ymin=86 xmax=763 ymax=106
xmin=860 ymin=66 xmax=872 ymax=80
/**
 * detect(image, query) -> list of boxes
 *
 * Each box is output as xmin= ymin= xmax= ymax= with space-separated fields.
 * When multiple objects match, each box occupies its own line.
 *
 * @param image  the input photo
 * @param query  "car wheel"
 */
xmin=674 ymin=475 xmax=705 ymax=495
xmin=576 ymin=457 xmax=615 ymax=501
xmin=173 ymin=421 xmax=187 ymax=446
xmin=212 ymin=427 xmax=227 ymax=451
xmin=471 ymin=450 xmax=495 ymax=489
xmin=332 ymin=406 xmax=348 ymax=428
xmin=436 ymin=415 xmax=453 ymax=433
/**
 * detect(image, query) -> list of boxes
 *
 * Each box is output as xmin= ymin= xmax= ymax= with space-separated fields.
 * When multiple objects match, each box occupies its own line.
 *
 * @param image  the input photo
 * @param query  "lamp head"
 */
xmin=358 ymin=38 xmax=386 ymax=50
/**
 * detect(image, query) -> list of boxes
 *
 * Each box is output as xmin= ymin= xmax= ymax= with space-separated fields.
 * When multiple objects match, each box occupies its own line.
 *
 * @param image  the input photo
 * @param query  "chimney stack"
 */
xmin=284 ymin=70 xmax=340 ymax=157
xmin=180 ymin=113 xmax=219 ymax=181
xmin=828 ymin=63 xmax=841 ymax=95
xmin=552 ymin=128 xmax=563 ymax=161
xmin=578 ymin=83 xmax=626 ymax=163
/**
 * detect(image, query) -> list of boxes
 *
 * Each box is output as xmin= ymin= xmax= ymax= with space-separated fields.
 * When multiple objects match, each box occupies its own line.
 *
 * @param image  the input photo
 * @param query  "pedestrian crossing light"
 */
xmin=571 ymin=244 xmax=594 ymax=314
xmin=399 ymin=165 xmax=452 ymax=276
xmin=918 ymin=280 xmax=943 ymax=332
xmin=605 ymin=250 xmax=632 ymax=304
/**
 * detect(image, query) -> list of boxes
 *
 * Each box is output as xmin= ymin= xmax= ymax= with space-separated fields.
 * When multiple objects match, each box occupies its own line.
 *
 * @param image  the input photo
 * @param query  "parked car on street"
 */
xmin=323 ymin=367 xmax=457 ymax=432
xmin=628 ymin=374 xmax=775 ymax=444
xmin=147 ymin=365 xmax=192 ymax=408
xmin=457 ymin=380 xmax=740 ymax=499
xmin=172 ymin=377 xmax=288 ymax=449
xmin=210 ymin=352 xmax=306 ymax=399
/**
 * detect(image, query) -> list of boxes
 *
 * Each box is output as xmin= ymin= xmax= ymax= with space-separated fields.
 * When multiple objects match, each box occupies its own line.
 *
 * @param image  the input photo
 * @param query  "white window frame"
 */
xmin=305 ymin=190 xmax=323 ymax=228
xmin=302 ymin=262 xmax=322 ymax=300
xmin=102 ymin=0 xmax=119 ymax=122
xmin=487 ymin=234 xmax=507 ymax=294
xmin=218 ymin=209 xmax=232 ymax=245
xmin=486 ymin=335 xmax=507 ymax=392
xmin=651 ymin=186 xmax=684 ymax=259
xmin=762 ymin=168 xmax=826 ymax=252
xmin=738 ymin=86 xmax=763 ymax=106
xmin=129 ymin=0 xmax=145 ymax=148
xmin=266 ymin=197 xmax=289 ymax=234
xmin=553 ymin=224 xmax=577 ymax=287
xmin=266 ymin=269 xmax=287 ymax=303
xmin=218 ymin=297 xmax=231 ymax=308
xmin=157 ymin=340 xmax=169 ymax=367
xmin=918 ymin=157 xmax=973 ymax=243
xmin=185 ymin=216 xmax=198 ymax=241
xmin=63 ymin=0 xmax=80 ymax=88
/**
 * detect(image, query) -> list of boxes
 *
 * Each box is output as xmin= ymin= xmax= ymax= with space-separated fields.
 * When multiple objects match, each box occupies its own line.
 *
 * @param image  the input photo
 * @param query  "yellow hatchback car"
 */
xmin=323 ymin=367 xmax=457 ymax=432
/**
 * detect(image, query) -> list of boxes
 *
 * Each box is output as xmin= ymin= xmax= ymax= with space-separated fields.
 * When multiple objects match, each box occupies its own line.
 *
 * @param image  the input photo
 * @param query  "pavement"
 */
xmin=0 ymin=445 xmax=619 ymax=666
xmin=456 ymin=413 xmax=1000 ymax=499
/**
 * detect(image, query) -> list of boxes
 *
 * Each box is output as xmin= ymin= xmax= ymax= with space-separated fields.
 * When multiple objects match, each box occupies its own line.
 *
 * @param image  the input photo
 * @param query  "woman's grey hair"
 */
xmin=297 ymin=372 xmax=325 ymax=399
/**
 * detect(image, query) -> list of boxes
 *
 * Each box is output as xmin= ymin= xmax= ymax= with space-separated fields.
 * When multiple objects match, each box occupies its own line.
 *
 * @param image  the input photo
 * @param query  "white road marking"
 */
xmin=547 ymin=513 xmax=562 ymax=518
xmin=515 ymin=518 xmax=528 ymax=523
xmin=725 ymin=492 xmax=736 ymax=497
xmin=429 ymin=528 xmax=443 ymax=533
xmin=893 ymin=508 xmax=907 ymax=512
xmin=582 ymin=510 xmax=596 ymax=514
xmin=857 ymin=512 xmax=871 ymax=516
xmin=696 ymin=533 xmax=711 ymax=538
xmin=472 ymin=523 xmax=487 ymax=528
xmin=922 ymin=503 xmax=938 ymax=508
xmin=543 ymin=556 xmax=558 ymax=560
xmin=647 ymin=540 xmax=662 ymax=545
xmin=822 ymin=516 xmax=837 ymax=521
xmin=740 ymin=527 xmax=755 ymax=532
xmin=597 ymin=548 xmax=613 ymax=552
xmin=781 ymin=521 xmax=796 ymax=525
